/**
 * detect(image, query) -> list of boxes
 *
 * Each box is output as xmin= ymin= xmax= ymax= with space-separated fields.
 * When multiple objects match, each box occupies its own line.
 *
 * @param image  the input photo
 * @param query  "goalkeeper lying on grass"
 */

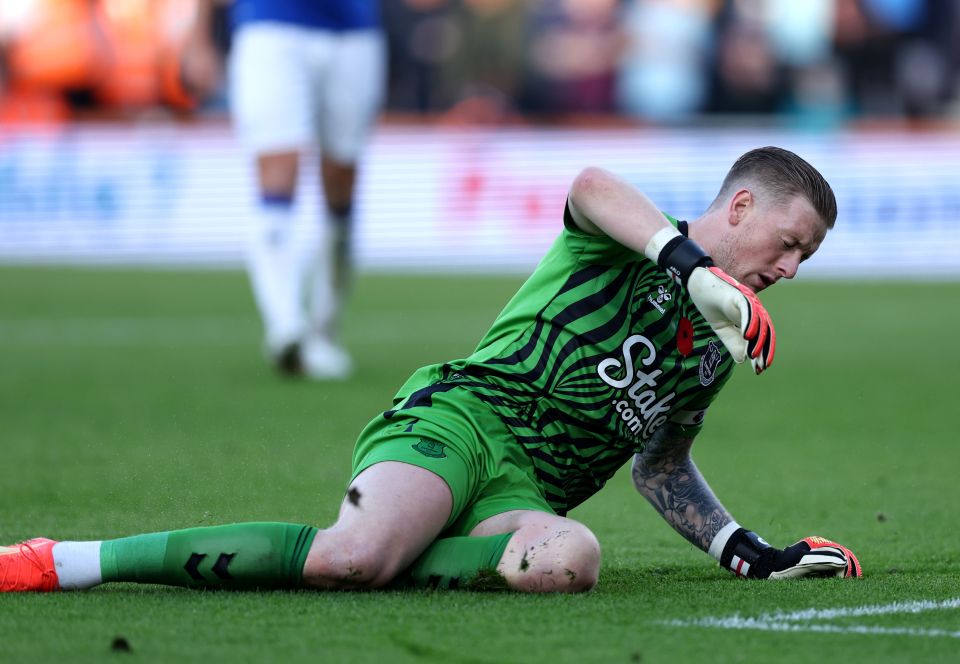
xmin=2 ymin=146 xmax=860 ymax=593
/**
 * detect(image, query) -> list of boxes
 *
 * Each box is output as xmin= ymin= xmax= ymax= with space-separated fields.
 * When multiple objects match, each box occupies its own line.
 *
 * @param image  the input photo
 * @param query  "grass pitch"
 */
xmin=1 ymin=267 xmax=958 ymax=663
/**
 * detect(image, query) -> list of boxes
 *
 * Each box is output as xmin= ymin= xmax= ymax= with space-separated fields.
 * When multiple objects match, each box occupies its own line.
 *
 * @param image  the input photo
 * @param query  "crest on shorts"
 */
xmin=699 ymin=341 xmax=722 ymax=386
xmin=412 ymin=438 xmax=447 ymax=458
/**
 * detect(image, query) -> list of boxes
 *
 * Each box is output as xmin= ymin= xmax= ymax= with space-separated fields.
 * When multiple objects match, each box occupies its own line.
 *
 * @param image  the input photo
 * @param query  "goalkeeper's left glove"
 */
xmin=644 ymin=226 xmax=775 ymax=374
xmin=710 ymin=525 xmax=862 ymax=579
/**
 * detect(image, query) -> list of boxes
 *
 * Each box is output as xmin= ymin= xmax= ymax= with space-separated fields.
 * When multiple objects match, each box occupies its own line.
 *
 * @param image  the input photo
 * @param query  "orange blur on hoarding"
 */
xmin=0 ymin=0 xmax=200 ymax=123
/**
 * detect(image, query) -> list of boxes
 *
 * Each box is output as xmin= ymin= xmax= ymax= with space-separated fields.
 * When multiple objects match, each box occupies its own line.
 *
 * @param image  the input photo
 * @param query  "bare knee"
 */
xmin=300 ymin=533 xmax=403 ymax=590
xmin=257 ymin=151 xmax=299 ymax=196
xmin=500 ymin=523 xmax=601 ymax=593
xmin=550 ymin=525 xmax=601 ymax=592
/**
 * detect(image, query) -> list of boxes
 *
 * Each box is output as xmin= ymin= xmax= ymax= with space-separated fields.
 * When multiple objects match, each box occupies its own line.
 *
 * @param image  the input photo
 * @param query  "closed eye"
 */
xmin=784 ymin=237 xmax=814 ymax=262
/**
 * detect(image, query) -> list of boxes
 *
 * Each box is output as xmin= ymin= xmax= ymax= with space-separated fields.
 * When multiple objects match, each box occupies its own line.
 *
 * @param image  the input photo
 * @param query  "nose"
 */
xmin=777 ymin=255 xmax=801 ymax=280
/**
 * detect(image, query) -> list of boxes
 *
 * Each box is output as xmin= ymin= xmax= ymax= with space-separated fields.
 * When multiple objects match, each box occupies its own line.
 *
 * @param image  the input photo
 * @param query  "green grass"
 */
xmin=1 ymin=267 xmax=958 ymax=663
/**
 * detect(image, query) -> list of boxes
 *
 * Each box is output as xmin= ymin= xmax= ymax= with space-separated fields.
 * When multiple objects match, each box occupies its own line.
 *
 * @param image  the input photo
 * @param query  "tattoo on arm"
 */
xmin=632 ymin=432 xmax=733 ymax=552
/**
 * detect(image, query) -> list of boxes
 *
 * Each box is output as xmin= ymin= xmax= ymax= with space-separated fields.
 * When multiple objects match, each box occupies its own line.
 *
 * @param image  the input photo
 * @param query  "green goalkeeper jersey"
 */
xmin=393 ymin=206 xmax=735 ymax=514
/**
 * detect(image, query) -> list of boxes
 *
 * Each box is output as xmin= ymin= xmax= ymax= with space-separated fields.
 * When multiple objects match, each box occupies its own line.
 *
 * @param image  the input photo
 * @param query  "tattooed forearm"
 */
xmin=631 ymin=434 xmax=733 ymax=552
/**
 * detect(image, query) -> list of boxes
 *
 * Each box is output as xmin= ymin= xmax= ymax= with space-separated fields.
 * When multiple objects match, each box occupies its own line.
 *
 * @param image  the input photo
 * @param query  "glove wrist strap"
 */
xmin=643 ymin=226 xmax=682 ymax=263
xmin=644 ymin=227 xmax=714 ymax=286
xmin=718 ymin=528 xmax=775 ymax=578
xmin=708 ymin=521 xmax=742 ymax=561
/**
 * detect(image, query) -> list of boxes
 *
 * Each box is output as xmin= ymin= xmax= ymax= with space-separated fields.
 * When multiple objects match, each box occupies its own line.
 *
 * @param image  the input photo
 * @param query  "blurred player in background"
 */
xmin=2 ymin=148 xmax=861 ymax=594
xmin=183 ymin=0 xmax=386 ymax=379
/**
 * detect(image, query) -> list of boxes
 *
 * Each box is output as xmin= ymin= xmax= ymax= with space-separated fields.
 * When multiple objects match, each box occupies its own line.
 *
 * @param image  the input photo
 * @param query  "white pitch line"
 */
xmin=768 ymin=597 xmax=960 ymax=622
xmin=662 ymin=597 xmax=960 ymax=639
xmin=665 ymin=617 xmax=960 ymax=639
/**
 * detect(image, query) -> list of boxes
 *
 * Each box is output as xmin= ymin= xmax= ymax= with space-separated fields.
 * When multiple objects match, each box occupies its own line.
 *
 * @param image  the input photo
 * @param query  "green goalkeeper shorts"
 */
xmin=351 ymin=385 xmax=556 ymax=537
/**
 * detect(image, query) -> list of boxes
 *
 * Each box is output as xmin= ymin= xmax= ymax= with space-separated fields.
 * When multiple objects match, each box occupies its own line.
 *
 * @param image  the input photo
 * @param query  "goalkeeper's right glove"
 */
xmin=711 ymin=526 xmax=862 ymax=579
xmin=644 ymin=226 xmax=775 ymax=374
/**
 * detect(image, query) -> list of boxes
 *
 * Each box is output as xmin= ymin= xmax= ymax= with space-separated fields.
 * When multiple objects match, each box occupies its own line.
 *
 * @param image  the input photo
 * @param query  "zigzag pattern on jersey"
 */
xmin=459 ymin=260 xmax=699 ymax=513
xmin=387 ymin=260 xmax=727 ymax=515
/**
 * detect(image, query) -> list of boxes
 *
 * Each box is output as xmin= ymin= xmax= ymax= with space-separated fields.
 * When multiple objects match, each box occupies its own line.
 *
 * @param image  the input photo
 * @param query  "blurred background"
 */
xmin=1 ymin=0 xmax=959 ymax=275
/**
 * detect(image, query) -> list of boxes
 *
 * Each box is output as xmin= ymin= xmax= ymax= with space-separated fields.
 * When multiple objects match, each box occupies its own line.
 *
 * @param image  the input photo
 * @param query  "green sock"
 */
xmin=100 ymin=522 xmax=317 ymax=589
xmin=392 ymin=533 xmax=514 ymax=590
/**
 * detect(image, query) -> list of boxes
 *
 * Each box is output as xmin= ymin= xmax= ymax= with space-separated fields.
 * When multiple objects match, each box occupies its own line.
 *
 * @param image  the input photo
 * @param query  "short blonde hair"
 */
xmin=711 ymin=147 xmax=837 ymax=229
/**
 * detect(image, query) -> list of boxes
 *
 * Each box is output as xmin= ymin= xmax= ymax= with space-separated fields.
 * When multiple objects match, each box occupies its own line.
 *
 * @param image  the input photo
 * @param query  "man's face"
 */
xmin=712 ymin=193 xmax=828 ymax=293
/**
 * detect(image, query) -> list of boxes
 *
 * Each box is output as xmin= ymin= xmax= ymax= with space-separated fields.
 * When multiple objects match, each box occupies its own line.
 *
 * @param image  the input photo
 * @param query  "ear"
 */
xmin=727 ymin=189 xmax=753 ymax=226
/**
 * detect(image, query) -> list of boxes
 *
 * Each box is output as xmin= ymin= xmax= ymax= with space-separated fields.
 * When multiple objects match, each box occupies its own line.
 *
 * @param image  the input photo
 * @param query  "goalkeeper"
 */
xmin=2 ymin=147 xmax=860 ymax=593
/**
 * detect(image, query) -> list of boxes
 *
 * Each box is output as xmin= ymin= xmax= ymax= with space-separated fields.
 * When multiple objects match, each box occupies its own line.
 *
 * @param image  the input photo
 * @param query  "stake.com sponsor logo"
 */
xmin=596 ymin=334 xmax=674 ymax=440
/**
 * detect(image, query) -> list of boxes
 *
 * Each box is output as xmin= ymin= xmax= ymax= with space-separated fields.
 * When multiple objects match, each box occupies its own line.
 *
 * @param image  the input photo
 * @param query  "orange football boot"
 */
xmin=0 ymin=538 xmax=60 ymax=592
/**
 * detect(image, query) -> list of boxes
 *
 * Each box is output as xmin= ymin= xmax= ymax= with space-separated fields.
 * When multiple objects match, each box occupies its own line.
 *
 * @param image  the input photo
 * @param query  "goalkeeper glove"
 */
xmin=644 ymin=227 xmax=775 ymax=374
xmin=711 ymin=526 xmax=862 ymax=579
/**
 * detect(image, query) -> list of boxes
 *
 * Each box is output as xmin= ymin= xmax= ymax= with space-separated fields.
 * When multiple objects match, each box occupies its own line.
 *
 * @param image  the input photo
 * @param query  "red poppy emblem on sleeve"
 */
xmin=677 ymin=317 xmax=694 ymax=357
